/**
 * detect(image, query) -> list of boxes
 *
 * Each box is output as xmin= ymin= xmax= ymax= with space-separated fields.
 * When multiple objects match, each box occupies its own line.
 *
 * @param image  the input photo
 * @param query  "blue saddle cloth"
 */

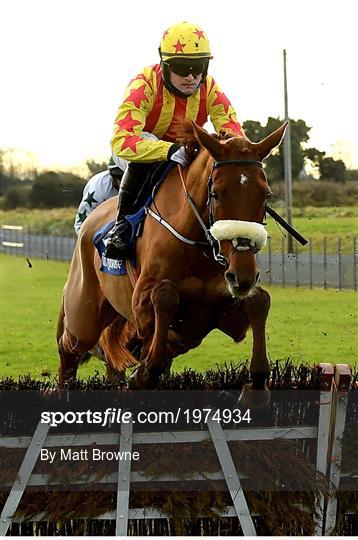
xmin=93 ymin=161 xmax=176 ymax=275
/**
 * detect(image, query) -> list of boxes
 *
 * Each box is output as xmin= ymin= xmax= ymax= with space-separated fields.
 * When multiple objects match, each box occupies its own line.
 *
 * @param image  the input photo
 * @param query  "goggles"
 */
xmin=165 ymin=59 xmax=208 ymax=78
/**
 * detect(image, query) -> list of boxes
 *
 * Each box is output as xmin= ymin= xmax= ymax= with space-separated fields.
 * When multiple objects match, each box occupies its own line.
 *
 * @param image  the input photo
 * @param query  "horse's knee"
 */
xmin=245 ymin=287 xmax=270 ymax=318
xmin=150 ymin=279 xmax=179 ymax=317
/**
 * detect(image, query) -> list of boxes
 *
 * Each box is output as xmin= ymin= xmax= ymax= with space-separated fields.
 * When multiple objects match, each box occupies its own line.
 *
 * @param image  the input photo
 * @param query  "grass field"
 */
xmin=1 ymin=254 xmax=357 ymax=380
xmin=1 ymin=206 xmax=357 ymax=253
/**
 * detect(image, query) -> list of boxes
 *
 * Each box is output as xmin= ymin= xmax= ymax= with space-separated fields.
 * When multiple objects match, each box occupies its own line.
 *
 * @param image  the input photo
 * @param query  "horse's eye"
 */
xmin=266 ymin=191 xmax=271 ymax=199
xmin=211 ymin=191 xmax=219 ymax=201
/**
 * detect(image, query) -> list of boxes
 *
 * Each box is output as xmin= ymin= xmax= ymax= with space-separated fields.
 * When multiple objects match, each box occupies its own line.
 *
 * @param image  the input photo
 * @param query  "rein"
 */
xmin=146 ymin=165 xmax=209 ymax=248
xmin=146 ymin=159 xmax=308 ymax=265
xmin=147 ymin=160 xmax=265 ymax=266
xmin=177 ymin=163 xmax=226 ymax=264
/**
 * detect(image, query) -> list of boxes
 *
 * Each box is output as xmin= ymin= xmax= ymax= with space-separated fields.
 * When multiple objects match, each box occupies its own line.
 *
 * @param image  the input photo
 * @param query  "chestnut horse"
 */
xmin=57 ymin=121 xmax=287 ymax=406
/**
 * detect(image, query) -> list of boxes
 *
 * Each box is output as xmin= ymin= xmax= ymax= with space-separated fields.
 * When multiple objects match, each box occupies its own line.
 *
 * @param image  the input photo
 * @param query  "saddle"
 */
xmin=93 ymin=161 xmax=177 ymax=276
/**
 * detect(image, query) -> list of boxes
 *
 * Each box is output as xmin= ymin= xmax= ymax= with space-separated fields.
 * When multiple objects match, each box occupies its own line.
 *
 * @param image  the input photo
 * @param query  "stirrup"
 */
xmin=104 ymin=237 xmax=131 ymax=260
xmin=103 ymin=221 xmax=132 ymax=260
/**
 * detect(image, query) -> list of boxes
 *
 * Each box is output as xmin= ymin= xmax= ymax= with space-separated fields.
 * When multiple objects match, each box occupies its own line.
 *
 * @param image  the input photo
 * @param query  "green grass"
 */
xmin=268 ymin=206 xmax=358 ymax=253
xmin=1 ymin=206 xmax=357 ymax=252
xmin=1 ymin=254 xmax=357 ymax=380
xmin=1 ymin=208 xmax=76 ymax=236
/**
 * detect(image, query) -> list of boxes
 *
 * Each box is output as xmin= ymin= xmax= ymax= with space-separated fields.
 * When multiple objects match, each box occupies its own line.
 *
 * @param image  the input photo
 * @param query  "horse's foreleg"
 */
xmin=147 ymin=280 xmax=180 ymax=371
xmin=245 ymin=287 xmax=271 ymax=385
xmin=218 ymin=286 xmax=270 ymax=408
xmin=131 ymin=279 xmax=179 ymax=388
xmin=240 ymin=287 xmax=271 ymax=408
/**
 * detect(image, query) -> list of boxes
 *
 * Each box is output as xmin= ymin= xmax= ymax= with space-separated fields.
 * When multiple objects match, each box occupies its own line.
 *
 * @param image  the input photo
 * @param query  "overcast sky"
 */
xmin=1 ymin=0 xmax=357 ymax=171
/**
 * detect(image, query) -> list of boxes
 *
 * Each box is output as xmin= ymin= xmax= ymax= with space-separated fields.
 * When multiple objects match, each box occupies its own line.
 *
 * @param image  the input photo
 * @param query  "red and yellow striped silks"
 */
xmin=112 ymin=64 xmax=244 ymax=163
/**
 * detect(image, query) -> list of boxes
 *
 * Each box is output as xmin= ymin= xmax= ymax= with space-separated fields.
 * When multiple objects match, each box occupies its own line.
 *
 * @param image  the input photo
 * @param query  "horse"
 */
xmin=57 ymin=121 xmax=288 ymax=407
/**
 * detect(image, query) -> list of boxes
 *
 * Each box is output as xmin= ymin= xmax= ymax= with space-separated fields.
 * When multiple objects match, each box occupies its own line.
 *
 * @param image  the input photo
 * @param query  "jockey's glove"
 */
xmin=168 ymin=144 xmax=188 ymax=168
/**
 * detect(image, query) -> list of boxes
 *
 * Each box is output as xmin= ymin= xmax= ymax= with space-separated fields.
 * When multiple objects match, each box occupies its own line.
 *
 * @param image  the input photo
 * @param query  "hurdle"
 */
xmin=0 ymin=363 xmax=355 ymax=536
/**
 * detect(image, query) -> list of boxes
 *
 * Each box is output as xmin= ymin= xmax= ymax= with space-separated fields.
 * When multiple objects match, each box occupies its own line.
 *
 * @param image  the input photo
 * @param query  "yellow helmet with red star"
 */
xmin=159 ymin=21 xmax=213 ymax=61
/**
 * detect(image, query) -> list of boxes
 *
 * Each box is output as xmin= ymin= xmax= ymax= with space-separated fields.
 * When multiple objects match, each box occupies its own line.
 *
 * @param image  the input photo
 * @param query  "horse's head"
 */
xmin=183 ymin=121 xmax=288 ymax=298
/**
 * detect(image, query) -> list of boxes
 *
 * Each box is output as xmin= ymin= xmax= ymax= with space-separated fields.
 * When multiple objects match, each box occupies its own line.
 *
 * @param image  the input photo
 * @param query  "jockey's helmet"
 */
xmin=159 ymin=21 xmax=212 ymax=61
xmin=159 ymin=22 xmax=213 ymax=96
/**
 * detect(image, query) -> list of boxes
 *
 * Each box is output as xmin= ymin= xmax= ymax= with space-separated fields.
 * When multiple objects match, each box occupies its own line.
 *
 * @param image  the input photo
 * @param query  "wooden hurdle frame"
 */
xmin=0 ymin=363 xmax=354 ymax=537
xmin=325 ymin=364 xmax=354 ymax=535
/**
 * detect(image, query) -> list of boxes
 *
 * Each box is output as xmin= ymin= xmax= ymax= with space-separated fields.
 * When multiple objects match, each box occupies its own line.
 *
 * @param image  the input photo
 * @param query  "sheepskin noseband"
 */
xmin=210 ymin=220 xmax=267 ymax=251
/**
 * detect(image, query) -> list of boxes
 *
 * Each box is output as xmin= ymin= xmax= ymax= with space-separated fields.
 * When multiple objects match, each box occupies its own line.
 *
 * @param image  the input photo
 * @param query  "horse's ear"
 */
xmin=175 ymin=120 xmax=195 ymax=143
xmin=191 ymin=122 xmax=223 ymax=160
xmin=256 ymin=121 xmax=289 ymax=160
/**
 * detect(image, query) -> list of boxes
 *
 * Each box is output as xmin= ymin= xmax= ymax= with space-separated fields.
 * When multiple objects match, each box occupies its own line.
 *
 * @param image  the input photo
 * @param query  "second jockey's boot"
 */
xmin=104 ymin=167 xmax=143 ymax=260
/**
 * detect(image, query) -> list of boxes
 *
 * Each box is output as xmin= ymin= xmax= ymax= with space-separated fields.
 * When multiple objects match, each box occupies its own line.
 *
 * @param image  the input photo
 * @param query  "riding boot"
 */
xmin=104 ymin=163 xmax=150 ymax=260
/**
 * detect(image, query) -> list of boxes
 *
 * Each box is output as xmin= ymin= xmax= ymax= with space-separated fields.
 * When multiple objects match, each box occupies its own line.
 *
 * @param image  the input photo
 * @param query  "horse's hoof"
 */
xmin=128 ymin=366 xmax=160 ymax=390
xmin=41 ymin=386 xmax=64 ymax=399
xmin=128 ymin=369 xmax=141 ymax=389
xmin=239 ymin=383 xmax=270 ymax=411
xmin=41 ymin=387 xmax=54 ymax=399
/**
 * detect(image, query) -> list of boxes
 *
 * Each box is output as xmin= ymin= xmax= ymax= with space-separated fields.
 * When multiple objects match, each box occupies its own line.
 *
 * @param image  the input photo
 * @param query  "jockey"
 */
xmin=105 ymin=21 xmax=245 ymax=259
xmin=74 ymin=157 xmax=126 ymax=235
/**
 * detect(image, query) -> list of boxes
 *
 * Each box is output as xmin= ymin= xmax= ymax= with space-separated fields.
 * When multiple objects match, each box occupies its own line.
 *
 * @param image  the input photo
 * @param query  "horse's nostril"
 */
xmin=225 ymin=271 xmax=237 ymax=286
xmin=239 ymin=280 xmax=252 ymax=292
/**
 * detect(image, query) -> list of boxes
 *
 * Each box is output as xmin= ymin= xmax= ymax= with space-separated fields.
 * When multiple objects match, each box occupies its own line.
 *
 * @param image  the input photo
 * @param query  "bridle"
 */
xmin=147 ymin=159 xmax=265 ymax=267
xmin=208 ymin=161 xmax=308 ymax=249
xmin=206 ymin=160 xmax=267 ymax=264
xmin=207 ymin=160 xmax=264 ymax=230
xmin=146 ymin=158 xmax=308 ymax=265
xmin=206 ymin=159 xmax=264 ymax=250
xmin=180 ymin=159 xmax=308 ymax=250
